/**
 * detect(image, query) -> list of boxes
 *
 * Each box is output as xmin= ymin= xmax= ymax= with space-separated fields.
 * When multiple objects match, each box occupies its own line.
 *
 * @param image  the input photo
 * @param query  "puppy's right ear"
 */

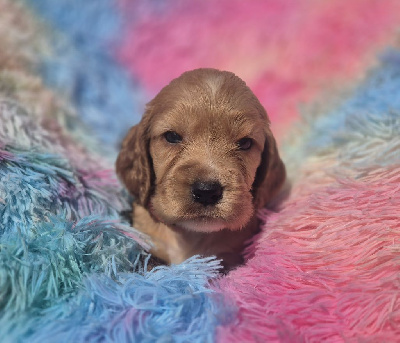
xmin=252 ymin=130 xmax=286 ymax=210
xmin=116 ymin=118 xmax=153 ymax=206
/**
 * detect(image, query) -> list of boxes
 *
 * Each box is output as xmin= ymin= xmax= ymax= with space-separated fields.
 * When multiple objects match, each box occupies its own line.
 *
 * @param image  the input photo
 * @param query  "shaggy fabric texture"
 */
xmin=1 ymin=0 xmax=400 ymax=342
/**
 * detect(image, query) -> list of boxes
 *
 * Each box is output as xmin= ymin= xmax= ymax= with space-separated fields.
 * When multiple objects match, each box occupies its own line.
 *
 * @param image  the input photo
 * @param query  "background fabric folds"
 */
xmin=0 ymin=0 xmax=399 ymax=341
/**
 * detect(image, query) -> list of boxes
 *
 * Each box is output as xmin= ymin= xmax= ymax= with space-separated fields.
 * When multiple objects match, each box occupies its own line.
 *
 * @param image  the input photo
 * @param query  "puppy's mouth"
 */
xmin=172 ymin=216 xmax=228 ymax=232
xmin=149 ymin=201 xmax=227 ymax=232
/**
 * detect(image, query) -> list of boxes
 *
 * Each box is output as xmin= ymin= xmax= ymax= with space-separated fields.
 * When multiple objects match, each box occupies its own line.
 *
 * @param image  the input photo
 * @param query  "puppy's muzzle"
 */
xmin=191 ymin=180 xmax=223 ymax=206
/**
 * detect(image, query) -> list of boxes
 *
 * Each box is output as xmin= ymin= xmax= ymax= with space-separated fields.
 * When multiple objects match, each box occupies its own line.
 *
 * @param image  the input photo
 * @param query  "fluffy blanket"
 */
xmin=1 ymin=1 xmax=399 ymax=342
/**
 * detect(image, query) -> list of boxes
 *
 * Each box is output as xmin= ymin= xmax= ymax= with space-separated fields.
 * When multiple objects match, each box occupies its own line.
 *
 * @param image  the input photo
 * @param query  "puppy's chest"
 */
xmin=132 ymin=203 xmax=258 ymax=267
xmin=133 ymin=203 xmax=202 ymax=264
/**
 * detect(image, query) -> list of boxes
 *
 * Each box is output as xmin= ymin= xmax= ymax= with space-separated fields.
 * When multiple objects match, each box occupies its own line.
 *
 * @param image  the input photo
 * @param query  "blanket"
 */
xmin=1 ymin=0 xmax=399 ymax=342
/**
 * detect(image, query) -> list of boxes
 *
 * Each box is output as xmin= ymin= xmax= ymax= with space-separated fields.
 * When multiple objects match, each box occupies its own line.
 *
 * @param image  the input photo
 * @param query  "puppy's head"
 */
xmin=116 ymin=68 xmax=285 ymax=232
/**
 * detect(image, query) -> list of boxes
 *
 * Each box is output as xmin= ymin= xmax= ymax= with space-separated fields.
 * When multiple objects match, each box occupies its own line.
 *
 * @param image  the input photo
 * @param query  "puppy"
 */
xmin=116 ymin=68 xmax=285 ymax=270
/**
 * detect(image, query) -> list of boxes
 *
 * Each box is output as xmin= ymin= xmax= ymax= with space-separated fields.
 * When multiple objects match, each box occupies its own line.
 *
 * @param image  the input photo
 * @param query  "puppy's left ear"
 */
xmin=252 ymin=131 xmax=286 ymax=209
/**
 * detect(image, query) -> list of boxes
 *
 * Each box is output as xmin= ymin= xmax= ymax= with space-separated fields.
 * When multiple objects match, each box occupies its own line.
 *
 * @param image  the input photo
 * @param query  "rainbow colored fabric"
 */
xmin=1 ymin=0 xmax=400 ymax=341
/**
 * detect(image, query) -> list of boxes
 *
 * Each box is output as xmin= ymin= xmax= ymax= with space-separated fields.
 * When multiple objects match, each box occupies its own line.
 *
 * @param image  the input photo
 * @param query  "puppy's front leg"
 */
xmin=132 ymin=204 xmax=189 ymax=264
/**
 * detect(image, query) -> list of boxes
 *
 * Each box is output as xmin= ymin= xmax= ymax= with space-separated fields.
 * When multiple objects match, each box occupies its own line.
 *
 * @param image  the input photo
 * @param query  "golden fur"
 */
xmin=116 ymin=68 xmax=285 ymax=270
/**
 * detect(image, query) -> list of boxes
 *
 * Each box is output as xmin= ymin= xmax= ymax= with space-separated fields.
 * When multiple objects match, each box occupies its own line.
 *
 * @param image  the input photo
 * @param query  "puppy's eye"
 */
xmin=164 ymin=131 xmax=182 ymax=144
xmin=237 ymin=137 xmax=253 ymax=150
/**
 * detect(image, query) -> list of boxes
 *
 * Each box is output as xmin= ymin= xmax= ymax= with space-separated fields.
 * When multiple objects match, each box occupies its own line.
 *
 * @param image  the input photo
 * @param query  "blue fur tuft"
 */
xmin=27 ymin=257 xmax=228 ymax=343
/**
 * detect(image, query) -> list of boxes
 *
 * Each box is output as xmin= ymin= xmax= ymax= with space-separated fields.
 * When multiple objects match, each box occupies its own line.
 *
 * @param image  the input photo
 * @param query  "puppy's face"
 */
xmin=117 ymin=69 xmax=285 ymax=233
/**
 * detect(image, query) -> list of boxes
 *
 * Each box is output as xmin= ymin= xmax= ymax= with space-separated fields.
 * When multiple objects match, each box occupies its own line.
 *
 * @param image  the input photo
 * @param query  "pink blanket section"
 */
xmin=117 ymin=0 xmax=400 ymax=135
xmin=215 ymin=164 xmax=400 ymax=341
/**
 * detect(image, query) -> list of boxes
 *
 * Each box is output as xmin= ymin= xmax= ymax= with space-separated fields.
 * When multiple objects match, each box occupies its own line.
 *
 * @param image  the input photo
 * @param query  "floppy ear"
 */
xmin=252 ymin=131 xmax=286 ymax=209
xmin=115 ymin=115 xmax=153 ymax=206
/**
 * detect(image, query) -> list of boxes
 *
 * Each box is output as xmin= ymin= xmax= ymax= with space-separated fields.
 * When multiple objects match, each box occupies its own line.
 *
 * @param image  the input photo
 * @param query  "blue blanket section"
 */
xmin=28 ymin=0 xmax=145 ymax=149
xmin=29 ymin=257 xmax=230 ymax=343
xmin=312 ymin=50 xmax=400 ymax=148
xmin=0 ymin=214 xmax=144 ymax=339
xmin=0 ymin=99 xmax=127 ymax=233
xmin=1 ymin=214 xmax=231 ymax=342
xmin=0 ymin=98 xmax=231 ymax=341
xmin=285 ymin=50 xmax=400 ymax=167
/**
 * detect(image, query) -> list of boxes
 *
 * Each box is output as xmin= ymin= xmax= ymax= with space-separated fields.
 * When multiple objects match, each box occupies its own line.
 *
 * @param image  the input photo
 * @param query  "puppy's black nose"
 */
xmin=191 ymin=181 xmax=223 ymax=206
